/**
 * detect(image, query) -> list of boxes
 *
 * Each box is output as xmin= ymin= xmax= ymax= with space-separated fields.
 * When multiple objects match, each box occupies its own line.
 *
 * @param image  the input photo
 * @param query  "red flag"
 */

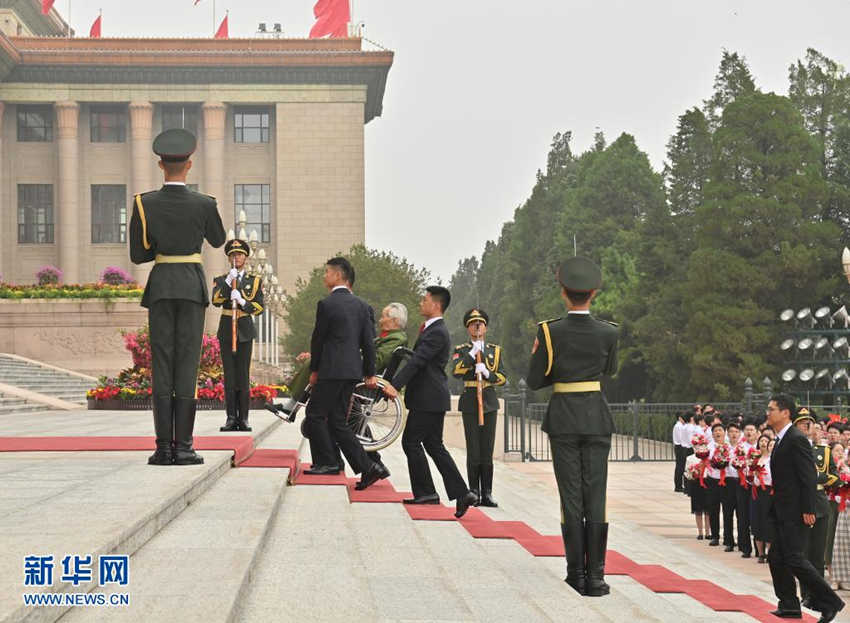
xmin=41 ymin=0 xmax=55 ymax=15
xmin=309 ymin=0 xmax=350 ymax=38
xmin=214 ymin=14 xmax=228 ymax=39
xmin=89 ymin=15 xmax=102 ymax=38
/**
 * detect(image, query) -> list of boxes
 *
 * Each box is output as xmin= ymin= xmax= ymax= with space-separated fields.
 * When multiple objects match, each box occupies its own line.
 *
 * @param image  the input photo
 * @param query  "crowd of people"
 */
xmin=673 ymin=403 xmax=850 ymax=591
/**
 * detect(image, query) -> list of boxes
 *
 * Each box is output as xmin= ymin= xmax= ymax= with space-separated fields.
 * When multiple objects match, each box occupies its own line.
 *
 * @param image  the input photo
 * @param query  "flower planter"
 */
xmin=87 ymin=398 xmax=268 ymax=410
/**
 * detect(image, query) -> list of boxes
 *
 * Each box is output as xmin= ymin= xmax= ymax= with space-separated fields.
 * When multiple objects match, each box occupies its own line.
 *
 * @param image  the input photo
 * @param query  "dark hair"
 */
xmin=711 ymin=422 xmax=725 ymax=432
xmin=426 ymin=285 xmax=451 ymax=312
xmin=694 ymin=415 xmax=705 ymax=425
xmin=563 ymin=287 xmax=592 ymax=304
xmin=326 ymin=257 xmax=355 ymax=286
xmin=757 ymin=434 xmax=771 ymax=449
xmin=828 ymin=421 xmax=844 ymax=432
xmin=725 ymin=419 xmax=741 ymax=431
xmin=742 ymin=417 xmax=758 ymax=429
xmin=770 ymin=393 xmax=796 ymax=416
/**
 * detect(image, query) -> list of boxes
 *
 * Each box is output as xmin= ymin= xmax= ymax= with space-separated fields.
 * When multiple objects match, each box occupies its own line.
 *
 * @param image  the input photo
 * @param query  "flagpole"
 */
xmin=212 ymin=0 xmax=216 ymax=36
xmin=67 ymin=0 xmax=71 ymax=37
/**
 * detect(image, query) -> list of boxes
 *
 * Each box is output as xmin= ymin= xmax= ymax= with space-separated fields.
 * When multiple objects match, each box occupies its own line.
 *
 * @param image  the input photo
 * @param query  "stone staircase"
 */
xmin=0 ymin=354 xmax=93 ymax=411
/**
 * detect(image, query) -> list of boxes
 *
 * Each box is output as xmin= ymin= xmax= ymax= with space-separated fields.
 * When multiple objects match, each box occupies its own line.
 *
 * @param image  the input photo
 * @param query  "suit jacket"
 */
xmin=309 ymin=288 xmax=376 ymax=381
xmin=128 ymin=185 xmax=226 ymax=309
xmin=527 ymin=313 xmax=618 ymax=436
xmin=769 ymin=424 xmax=817 ymax=523
xmin=391 ymin=318 xmax=451 ymax=412
xmin=211 ymin=272 xmax=264 ymax=343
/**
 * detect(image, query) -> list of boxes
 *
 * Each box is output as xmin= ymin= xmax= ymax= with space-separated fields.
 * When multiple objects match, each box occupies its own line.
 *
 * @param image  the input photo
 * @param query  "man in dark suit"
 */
xmin=383 ymin=286 xmax=477 ymax=518
xmin=302 ymin=257 xmax=389 ymax=490
xmin=129 ymin=128 xmax=226 ymax=466
xmin=766 ymin=394 xmax=844 ymax=622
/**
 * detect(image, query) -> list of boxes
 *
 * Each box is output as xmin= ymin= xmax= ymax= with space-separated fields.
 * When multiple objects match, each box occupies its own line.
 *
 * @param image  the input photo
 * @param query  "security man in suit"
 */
xmin=129 ymin=128 xmax=226 ymax=466
xmin=383 ymin=286 xmax=478 ymax=518
xmin=452 ymin=308 xmax=507 ymax=507
xmin=794 ymin=407 xmax=840 ymax=611
xmin=528 ymin=256 xmax=618 ymax=597
xmin=302 ymin=257 xmax=388 ymax=491
xmin=766 ymin=394 xmax=844 ymax=621
xmin=211 ymin=239 xmax=264 ymax=433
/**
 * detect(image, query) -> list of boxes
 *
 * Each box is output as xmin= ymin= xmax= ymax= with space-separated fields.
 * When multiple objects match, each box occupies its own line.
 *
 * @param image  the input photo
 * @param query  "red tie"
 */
xmin=419 ymin=323 xmax=425 ymax=334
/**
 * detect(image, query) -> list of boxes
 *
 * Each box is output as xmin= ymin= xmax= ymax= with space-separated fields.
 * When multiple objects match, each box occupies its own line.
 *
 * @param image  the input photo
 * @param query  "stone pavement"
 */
xmin=0 ymin=408 xmax=848 ymax=622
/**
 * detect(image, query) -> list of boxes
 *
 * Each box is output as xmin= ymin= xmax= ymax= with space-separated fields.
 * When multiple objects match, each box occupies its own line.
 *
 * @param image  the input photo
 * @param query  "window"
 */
xmin=234 ymin=184 xmax=271 ymax=242
xmin=91 ymin=185 xmax=127 ymax=244
xmin=234 ymin=107 xmax=270 ymax=143
xmin=17 ymin=105 xmax=53 ymax=142
xmin=18 ymin=185 xmax=54 ymax=244
xmin=162 ymin=104 xmax=199 ymax=135
xmin=90 ymin=106 xmax=126 ymax=143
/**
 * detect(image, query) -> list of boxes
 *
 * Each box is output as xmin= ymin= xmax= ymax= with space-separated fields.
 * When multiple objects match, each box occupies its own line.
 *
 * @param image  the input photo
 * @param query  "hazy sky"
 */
xmin=63 ymin=0 xmax=850 ymax=281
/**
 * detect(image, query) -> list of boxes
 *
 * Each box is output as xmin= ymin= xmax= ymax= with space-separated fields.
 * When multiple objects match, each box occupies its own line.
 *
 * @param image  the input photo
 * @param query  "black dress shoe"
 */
xmin=724 ymin=545 xmax=735 ymax=552
xmin=696 ymin=535 xmax=704 ymax=540
xmin=355 ymin=461 xmax=390 ymax=490
xmin=455 ymin=490 xmax=478 ymax=518
xmin=818 ymin=601 xmax=845 ymax=623
xmin=801 ymin=597 xmax=812 ymax=610
xmin=303 ymin=464 xmax=341 ymax=475
xmin=769 ymin=609 xmax=802 ymax=619
xmin=708 ymin=539 xmax=719 ymax=546
xmin=402 ymin=494 xmax=440 ymax=505
xmin=741 ymin=552 xmax=751 ymax=558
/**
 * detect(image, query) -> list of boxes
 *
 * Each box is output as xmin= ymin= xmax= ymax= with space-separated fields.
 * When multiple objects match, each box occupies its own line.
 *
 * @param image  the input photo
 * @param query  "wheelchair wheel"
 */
xmin=346 ymin=379 xmax=406 ymax=451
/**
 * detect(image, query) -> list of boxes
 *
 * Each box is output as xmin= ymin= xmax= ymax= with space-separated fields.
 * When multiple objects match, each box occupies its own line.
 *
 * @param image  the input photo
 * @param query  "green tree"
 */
xmin=282 ymin=245 xmax=431 ymax=358
xmin=444 ymin=256 xmax=480 ymax=345
xmin=704 ymin=50 xmax=756 ymax=128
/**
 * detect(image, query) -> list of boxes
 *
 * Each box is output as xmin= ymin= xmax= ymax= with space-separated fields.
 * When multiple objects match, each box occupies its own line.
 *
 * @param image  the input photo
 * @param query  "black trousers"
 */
xmin=705 ymin=477 xmax=722 ymax=538
xmin=304 ymin=379 xmax=372 ymax=475
xmin=805 ymin=510 xmax=829 ymax=585
xmin=221 ymin=338 xmax=252 ymax=394
xmin=550 ymin=434 xmax=611 ymax=526
xmin=722 ymin=478 xmax=738 ymax=546
xmin=768 ymin=517 xmax=843 ymax=612
xmin=149 ymin=299 xmax=205 ymax=399
xmin=674 ymin=445 xmax=686 ymax=491
xmin=401 ymin=410 xmax=468 ymax=500
xmin=734 ymin=479 xmax=752 ymax=554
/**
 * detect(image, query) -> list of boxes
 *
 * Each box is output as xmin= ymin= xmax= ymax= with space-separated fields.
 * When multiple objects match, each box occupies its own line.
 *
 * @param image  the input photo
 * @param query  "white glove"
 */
xmin=469 ymin=340 xmax=485 ymax=357
xmin=225 ymin=268 xmax=239 ymax=286
xmin=230 ymin=289 xmax=246 ymax=306
xmin=474 ymin=362 xmax=490 ymax=379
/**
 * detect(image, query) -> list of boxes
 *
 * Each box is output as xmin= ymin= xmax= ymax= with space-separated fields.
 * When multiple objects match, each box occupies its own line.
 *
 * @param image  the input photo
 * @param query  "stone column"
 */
xmin=0 ymin=102 xmax=5 ymax=283
xmin=202 ymin=102 xmax=227 ymax=331
xmin=55 ymin=101 xmax=80 ymax=284
xmin=129 ymin=101 xmax=154 ymax=284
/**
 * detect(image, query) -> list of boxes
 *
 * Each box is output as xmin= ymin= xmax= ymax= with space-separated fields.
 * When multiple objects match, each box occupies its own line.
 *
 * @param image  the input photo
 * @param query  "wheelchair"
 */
xmin=265 ymin=346 xmax=412 ymax=452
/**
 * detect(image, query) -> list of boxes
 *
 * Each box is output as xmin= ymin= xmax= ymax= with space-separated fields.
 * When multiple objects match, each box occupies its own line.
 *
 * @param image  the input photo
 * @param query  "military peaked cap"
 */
xmin=558 ymin=256 xmax=602 ymax=292
xmin=793 ymin=407 xmax=815 ymax=425
xmin=153 ymin=129 xmax=197 ymax=162
xmin=225 ymin=239 xmax=250 ymax=257
xmin=464 ymin=308 xmax=489 ymax=327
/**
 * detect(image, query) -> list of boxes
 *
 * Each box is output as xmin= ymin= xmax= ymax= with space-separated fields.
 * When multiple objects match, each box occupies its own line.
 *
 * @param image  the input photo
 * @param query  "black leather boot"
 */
xmin=148 ymin=395 xmax=174 ymax=465
xmin=585 ymin=522 xmax=610 ymax=596
xmin=173 ymin=397 xmax=204 ymax=465
xmin=220 ymin=391 xmax=239 ymax=432
xmin=479 ymin=463 xmax=498 ymax=507
xmin=563 ymin=521 xmax=587 ymax=595
xmin=237 ymin=389 xmax=252 ymax=432
xmin=467 ymin=464 xmax=481 ymax=506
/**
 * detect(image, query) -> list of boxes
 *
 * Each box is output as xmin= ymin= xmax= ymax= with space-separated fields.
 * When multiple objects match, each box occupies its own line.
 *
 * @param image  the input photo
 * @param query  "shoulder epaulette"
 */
xmin=454 ymin=342 xmax=471 ymax=350
xmin=136 ymin=190 xmax=156 ymax=198
xmin=537 ymin=317 xmax=562 ymax=326
xmin=487 ymin=342 xmax=499 ymax=348
xmin=602 ymin=320 xmax=619 ymax=327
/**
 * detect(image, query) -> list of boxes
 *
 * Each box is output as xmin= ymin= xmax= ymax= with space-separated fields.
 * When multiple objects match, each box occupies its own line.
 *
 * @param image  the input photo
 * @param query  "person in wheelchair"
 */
xmin=276 ymin=302 xmax=410 ymax=415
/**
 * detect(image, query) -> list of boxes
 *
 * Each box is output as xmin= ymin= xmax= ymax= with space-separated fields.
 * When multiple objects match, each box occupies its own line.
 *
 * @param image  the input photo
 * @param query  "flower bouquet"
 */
xmin=710 ymin=442 xmax=731 ymax=486
xmin=731 ymin=443 xmax=749 ymax=488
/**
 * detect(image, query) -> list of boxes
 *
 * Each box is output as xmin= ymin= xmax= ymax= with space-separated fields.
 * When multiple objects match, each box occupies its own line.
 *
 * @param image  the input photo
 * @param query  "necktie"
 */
xmin=419 ymin=323 xmax=425 ymax=334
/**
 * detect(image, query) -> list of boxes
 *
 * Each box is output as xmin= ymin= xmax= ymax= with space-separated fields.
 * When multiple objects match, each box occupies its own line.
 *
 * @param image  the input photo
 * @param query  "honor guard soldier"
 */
xmin=212 ymin=239 xmax=265 ymax=432
xmin=129 ymin=128 xmax=227 ymax=466
xmin=452 ymin=308 xmax=507 ymax=507
xmin=528 ymin=256 xmax=618 ymax=597
xmin=794 ymin=407 xmax=840 ymax=610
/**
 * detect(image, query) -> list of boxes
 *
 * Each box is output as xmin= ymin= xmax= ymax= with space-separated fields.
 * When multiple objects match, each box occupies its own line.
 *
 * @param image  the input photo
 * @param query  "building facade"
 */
xmin=0 ymin=1 xmax=393 ymax=300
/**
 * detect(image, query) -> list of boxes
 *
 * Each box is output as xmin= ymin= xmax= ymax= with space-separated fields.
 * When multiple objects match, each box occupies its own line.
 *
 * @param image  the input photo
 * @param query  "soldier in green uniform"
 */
xmin=794 ymin=408 xmax=840 ymax=609
xmin=129 ymin=128 xmax=227 ymax=466
xmin=451 ymin=308 xmax=507 ymax=507
xmin=528 ymin=256 xmax=618 ymax=597
xmin=211 ymin=239 xmax=265 ymax=432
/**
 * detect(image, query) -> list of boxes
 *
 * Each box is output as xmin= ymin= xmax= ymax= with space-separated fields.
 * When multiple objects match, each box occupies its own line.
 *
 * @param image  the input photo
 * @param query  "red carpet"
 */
xmin=0 ymin=435 xmax=256 ymax=464
xmin=238 ymin=449 xmax=299 ymax=470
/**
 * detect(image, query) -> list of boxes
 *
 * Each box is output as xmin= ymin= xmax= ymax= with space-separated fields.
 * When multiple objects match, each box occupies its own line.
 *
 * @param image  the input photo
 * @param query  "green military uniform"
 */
xmin=211 ymin=239 xmax=264 ymax=433
xmin=527 ymin=256 xmax=618 ymax=597
xmin=129 ymin=128 xmax=226 ymax=466
xmin=795 ymin=408 xmax=840 ymax=608
xmin=451 ymin=308 xmax=507 ymax=507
